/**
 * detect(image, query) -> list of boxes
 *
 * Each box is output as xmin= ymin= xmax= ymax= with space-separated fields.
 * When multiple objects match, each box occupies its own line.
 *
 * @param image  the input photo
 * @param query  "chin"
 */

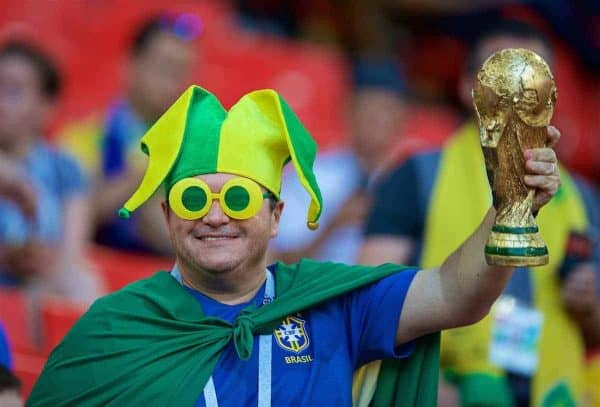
xmin=193 ymin=254 xmax=242 ymax=275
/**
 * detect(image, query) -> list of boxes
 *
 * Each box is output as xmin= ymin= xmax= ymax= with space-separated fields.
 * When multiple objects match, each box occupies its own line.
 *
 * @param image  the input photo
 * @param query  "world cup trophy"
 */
xmin=473 ymin=48 xmax=557 ymax=267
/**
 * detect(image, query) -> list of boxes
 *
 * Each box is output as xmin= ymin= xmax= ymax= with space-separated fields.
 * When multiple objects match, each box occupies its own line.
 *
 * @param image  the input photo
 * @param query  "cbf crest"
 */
xmin=274 ymin=315 xmax=309 ymax=353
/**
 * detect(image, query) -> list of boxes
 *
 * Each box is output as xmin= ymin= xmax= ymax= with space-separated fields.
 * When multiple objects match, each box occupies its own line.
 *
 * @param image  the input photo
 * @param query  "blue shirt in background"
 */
xmin=178 ymin=266 xmax=418 ymax=406
xmin=0 ymin=142 xmax=88 ymax=286
xmin=96 ymin=100 xmax=152 ymax=252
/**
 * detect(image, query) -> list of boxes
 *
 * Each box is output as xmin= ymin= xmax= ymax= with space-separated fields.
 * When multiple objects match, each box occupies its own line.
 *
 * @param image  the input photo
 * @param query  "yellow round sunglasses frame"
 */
xmin=169 ymin=177 xmax=275 ymax=221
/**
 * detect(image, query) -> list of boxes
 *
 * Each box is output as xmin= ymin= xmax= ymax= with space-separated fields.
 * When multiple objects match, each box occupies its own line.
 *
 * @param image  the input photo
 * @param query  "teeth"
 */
xmin=201 ymin=237 xmax=232 ymax=241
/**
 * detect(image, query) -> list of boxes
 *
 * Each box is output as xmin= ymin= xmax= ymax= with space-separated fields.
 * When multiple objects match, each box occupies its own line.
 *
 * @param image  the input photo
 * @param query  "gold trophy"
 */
xmin=473 ymin=48 xmax=557 ymax=267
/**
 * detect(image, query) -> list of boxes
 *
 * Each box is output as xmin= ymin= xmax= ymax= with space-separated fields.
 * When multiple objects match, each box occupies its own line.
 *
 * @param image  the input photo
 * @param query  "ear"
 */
xmin=270 ymin=200 xmax=284 ymax=238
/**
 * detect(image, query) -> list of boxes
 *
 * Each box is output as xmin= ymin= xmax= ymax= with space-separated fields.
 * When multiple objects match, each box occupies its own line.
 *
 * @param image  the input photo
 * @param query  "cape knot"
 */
xmin=232 ymin=315 xmax=255 ymax=360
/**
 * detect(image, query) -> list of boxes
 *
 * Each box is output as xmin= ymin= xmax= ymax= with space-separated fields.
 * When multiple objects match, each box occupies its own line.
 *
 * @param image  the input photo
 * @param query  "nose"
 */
xmin=201 ymin=200 xmax=230 ymax=227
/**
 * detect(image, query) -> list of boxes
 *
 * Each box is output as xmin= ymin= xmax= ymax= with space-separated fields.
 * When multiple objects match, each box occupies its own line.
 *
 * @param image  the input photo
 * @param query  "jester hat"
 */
xmin=119 ymin=85 xmax=322 ymax=229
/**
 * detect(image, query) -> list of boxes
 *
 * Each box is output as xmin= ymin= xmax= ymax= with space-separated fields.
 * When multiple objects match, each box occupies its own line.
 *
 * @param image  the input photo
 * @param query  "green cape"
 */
xmin=27 ymin=260 xmax=439 ymax=406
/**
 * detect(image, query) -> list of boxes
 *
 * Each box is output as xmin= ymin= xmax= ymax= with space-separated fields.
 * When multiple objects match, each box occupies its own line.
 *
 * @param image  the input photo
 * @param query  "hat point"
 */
xmin=118 ymin=208 xmax=131 ymax=219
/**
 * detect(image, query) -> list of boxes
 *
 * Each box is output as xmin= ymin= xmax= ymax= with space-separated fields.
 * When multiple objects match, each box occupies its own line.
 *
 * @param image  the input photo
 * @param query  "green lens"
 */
xmin=181 ymin=186 xmax=208 ymax=211
xmin=224 ymin=185 xmax=250 ymax=211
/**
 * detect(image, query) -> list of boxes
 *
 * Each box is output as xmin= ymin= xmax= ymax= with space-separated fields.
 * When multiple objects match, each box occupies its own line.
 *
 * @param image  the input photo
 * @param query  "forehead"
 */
xmin=194 ymin=173 xmax=265 ymax=191
xmin=0 ymin=55 xmax=40 ymax=84
xmin=140 ymin=31 xmax=193 ymax=59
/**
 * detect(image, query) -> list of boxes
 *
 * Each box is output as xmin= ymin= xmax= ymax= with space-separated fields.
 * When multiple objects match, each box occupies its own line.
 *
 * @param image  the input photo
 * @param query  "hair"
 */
xmin=0 ymin=40 xmax=61 ymax=99
xmin=131 ymin=13 xmax=201 ymax=57
xmin=267 ymin=194 xmax=278 ymax=212
xmin=131 ymin=17 xmax=167 ymax=56
xmin=0 ymin=365 xmax=21 ymax=394
xmin=467 ymin=20 xmax=553 ymax=75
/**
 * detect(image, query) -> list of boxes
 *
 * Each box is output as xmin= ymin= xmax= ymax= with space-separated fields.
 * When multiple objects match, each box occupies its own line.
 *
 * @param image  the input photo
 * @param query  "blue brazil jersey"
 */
xmin=181 ymin=267 xmax=418 ymax=406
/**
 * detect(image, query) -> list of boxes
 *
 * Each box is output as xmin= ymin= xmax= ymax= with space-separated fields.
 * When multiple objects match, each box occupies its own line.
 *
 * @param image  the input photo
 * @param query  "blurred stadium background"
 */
xmin=0 ymin=0 xmax=597 ymax=400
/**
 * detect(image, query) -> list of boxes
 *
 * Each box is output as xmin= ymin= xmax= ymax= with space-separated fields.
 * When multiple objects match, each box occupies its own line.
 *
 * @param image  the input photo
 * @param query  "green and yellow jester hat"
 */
xmin=118 ymin=85 xmax=323 ymax=229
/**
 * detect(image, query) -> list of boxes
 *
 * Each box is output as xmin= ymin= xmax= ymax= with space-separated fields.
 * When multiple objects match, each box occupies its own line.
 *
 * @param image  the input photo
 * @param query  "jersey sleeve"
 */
xmin=364 ymin=158 xmax=421 ymax=238
xmin=344 ymin=268 xmax=419 ymax=367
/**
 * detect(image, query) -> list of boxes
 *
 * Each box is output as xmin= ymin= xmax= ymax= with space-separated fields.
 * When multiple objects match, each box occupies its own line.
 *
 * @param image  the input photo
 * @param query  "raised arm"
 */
xmin=395 ymin=126 xmax=561 ymax=345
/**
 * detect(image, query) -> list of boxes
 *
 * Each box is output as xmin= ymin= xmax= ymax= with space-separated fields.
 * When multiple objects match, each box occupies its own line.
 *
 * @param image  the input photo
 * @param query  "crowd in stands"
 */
xmin=0 ymin=0 xmax=598 ymax=404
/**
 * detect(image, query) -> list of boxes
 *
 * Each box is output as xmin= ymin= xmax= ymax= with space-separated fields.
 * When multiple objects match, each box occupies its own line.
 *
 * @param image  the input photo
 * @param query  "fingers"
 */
xmin=524 ymin=174 xmax=560 ymax=193
xmin=526 ymin=160 xmax=556 ymax=175
xmin=546 ymin=125 xmax=561 ymax=148
xmin=523 ymin=128 xmax=561 ymax=212
xmin=524 ymin=147 xmax=557 ymax=163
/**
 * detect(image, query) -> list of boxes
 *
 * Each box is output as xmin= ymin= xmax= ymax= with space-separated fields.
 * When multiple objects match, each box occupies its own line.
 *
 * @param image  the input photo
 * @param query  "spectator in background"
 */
xmin=61 ymin=14 xmax=200 ymax=255
xmin=359 ymin=22 xmax=600 ymax=407
xmin=269 ymin=58 xmax=406 ymax=264
xmin=0 ymin=41 xmax=103 ymax=305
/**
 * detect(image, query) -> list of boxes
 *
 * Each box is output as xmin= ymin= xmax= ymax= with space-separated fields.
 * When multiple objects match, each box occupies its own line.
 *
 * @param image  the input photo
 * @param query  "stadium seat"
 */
xmin=0 ymin=287 xmax=35 ymax=353
xmin=40 ymin=297 xmax=86 ymax=355
xmin=12 ymin=350 xmax=45 ymax=400
xmin=88 ymin=245 xmax=173 ymax=292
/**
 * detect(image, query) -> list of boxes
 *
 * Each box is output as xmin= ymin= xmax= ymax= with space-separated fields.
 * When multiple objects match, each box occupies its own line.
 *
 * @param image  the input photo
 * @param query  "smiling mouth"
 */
xmin=195 ymin=235 xmax=239 ymax=242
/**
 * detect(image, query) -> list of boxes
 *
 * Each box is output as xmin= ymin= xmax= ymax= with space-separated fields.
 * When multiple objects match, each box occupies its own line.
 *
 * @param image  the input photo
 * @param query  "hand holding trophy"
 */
xmin=473 ymin=48 xmax=558 ymax=267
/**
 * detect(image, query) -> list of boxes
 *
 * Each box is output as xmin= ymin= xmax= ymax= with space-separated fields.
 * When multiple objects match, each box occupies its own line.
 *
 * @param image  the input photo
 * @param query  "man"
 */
xmin=28 ymin=84 xmax=560 ymax=406
xmin=360 ymin=22 xmax=600 ymax=406
xmin=0 ymin=41 xmax=103 ymax=304
xmin=270 ymin=57 xmax=405 ymax=264
xmin=61 ymin=13 xmax=199 ymax=255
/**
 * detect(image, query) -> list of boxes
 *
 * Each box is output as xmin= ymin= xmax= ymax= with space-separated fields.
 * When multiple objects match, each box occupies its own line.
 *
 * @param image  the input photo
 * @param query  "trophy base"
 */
xmin=485 ymin=253 xmax=548 ymax=267
xmin=485 ymin=225 xmax=549 ymax=267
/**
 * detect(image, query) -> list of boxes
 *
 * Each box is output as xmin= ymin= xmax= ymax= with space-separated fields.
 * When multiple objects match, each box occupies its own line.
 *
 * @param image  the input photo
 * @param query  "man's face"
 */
xmin=162 ymin=173 xmax=283 ymax=275
xmin=129 ymin=32 xmax=196 ymax=121
xmin=351 ymin=88 xmax=404 ymax=167
xmin=0 ymin=55 xmax=49 ymax=145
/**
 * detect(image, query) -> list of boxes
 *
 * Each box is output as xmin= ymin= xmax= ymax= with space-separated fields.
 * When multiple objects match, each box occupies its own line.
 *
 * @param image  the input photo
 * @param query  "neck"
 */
xmin=127 ymin=92 xmax=158 ymax=125
xmin=177 ymin=260 xmax=267 ymax=305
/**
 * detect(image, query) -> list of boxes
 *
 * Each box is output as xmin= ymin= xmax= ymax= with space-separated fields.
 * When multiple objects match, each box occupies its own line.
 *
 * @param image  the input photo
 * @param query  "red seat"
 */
xmin=0 ymin=287 xmax=35 ymax=353
xmin=13 ymin=350 xmax=45 ymax=400
xmin=40 ymin=297 xmax=86 ymax=355
xmin=88 ymin=245 xmax=173 ymax=292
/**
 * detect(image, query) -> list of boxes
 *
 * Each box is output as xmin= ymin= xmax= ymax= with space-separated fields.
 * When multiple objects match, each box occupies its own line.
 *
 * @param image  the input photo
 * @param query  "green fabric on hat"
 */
xmin=277 ymin=94 xmax=323 ymax=224
xmin=27 ymin=261 xmax=439 ymax=407
xmin=163 ymin=86 xmax=226 ymax=191
xmin=121 ymin=86 xmax=324 ymax=228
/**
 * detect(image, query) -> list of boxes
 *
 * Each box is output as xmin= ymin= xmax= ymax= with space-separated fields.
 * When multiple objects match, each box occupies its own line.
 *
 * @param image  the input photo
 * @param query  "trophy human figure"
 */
xmin=473 ymin=48 xmax=557 ymax=266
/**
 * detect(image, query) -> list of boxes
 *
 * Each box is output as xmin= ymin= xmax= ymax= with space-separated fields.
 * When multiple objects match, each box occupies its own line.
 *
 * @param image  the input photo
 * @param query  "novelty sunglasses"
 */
xmin=169 ymin=177 xmax=276 ymax=220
